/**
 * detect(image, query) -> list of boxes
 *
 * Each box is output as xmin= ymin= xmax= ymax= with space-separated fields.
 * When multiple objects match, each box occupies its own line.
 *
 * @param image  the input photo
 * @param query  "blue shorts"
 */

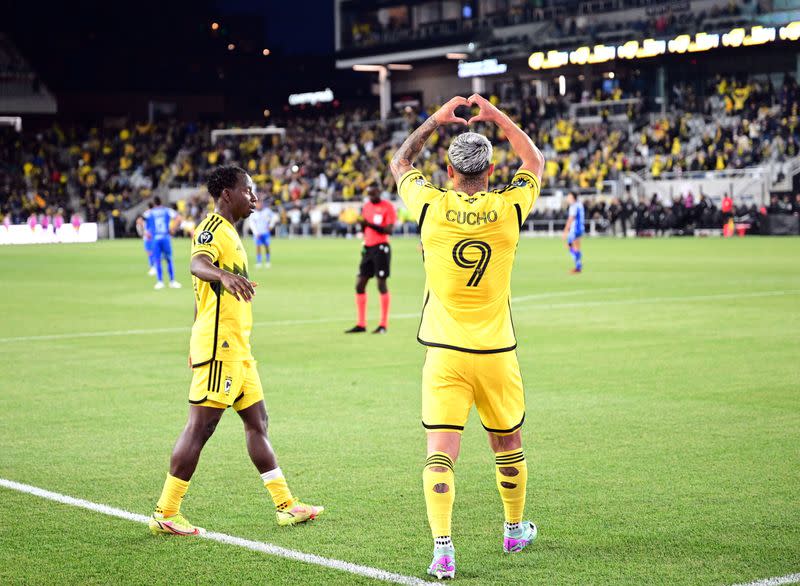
xmin=567 ymin=231 xmax=584 ymax=245
xmin=151 ymin=238 xmax=173 ymax=259
xmin=255 ymin=233 xmax=270 ymax=247
xmin=144 ymin=239 xmax=154 ymax=253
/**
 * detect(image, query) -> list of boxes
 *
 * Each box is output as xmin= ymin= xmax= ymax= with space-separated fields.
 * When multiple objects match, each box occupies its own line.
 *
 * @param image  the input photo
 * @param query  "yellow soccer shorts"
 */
xmin=188 ymin=359 xmax=264 ymax=411
xmin=421 ymin=347 xmax=525 ymax=435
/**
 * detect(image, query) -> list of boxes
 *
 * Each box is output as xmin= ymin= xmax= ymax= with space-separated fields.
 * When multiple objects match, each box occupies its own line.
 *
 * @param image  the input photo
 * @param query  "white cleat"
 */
xmin=148 ymin=267 xmax=156 ymax=276
xmin=154 ymin=281 xmax=165 ymax=290
xmin=265 ymin=262 xmax=271 ymax=269
xmin=169 ymin=280 xmax=182 ymax=289
xmin=256 ymin=263 xmax=263 ymax=269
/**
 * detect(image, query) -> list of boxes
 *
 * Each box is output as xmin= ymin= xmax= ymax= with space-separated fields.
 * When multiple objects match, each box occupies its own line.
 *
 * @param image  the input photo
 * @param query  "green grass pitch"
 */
xmin=0 ymin=236 xmax=798 ymax=585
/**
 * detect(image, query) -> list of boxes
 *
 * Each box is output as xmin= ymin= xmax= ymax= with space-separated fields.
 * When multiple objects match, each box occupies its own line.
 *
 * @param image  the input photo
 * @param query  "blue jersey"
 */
xmin=250 ymin=208 xmax=274 ymax=236
xmin=568 ymin=201 xmax=585 ymax=236
xmin=144 ymin=207 xmax=176 ymax=240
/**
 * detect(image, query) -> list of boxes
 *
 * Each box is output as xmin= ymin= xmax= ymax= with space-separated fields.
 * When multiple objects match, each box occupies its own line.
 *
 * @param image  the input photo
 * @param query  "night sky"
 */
xmin=4 ymin=0 xmax=349 ymax=115
xmin=217 ymin=0 xmax=335 ymax=56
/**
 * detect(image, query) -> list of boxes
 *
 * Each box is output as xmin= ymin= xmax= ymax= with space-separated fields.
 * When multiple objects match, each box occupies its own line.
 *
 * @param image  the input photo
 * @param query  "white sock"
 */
xmin=260 ymin=467 xmax=284 ymax=483
xmin=505 ymin=521 xmax=521 ymax=533
xmin=434 ymin=536 xmax=453 ymax=549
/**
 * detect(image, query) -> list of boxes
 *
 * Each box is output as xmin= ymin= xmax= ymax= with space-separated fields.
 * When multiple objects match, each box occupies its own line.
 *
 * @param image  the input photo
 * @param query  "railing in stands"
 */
xmin=569 ymin=98 xmax=641 ymax=124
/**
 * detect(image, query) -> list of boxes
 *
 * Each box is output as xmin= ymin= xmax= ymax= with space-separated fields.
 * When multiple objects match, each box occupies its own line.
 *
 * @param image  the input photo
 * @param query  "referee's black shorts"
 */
xmin=358 ymin=243 xmax=391 ymax=279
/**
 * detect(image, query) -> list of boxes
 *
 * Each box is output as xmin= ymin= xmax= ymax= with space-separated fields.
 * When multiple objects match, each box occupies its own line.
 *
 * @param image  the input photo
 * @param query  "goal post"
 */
xmin=0 ymin=117 xmax=22 ymax=132
xmin=210 ymin=126 xmax=286 ymax=144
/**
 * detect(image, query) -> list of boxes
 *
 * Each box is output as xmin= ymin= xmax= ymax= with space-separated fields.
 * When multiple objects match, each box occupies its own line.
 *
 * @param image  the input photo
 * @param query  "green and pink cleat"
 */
xmin=428 ymin=546 xmax=456 ymax=580
xmin=503 ymin=521 xmax=538 ymax=553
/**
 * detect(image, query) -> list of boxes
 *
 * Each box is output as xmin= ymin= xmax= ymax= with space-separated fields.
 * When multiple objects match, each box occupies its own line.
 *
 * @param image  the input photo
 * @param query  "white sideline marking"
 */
xmin=0 ymin=288 xmax=593 ymax=343
xmin=2 ymin=477 xmax=796 ymax=586
xmin=0 ymin=477 xmax=429 ymax=586
xmin=529 ymin=289 xmax=800 ymax=310
xmin=1 ymin=289 xmax=798 ymax=344
xmin=730 ymin=573 xmax=800 ymax=586
xmin=510 ymin=287 xmax=629 ymax=303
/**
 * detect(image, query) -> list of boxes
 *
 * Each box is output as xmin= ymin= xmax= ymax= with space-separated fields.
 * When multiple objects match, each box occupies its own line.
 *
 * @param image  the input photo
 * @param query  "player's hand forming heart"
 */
xmin=466 ymin=93 xmax=501 ymax=125
xmin=433 ymin=96 xmax=470 ymax=126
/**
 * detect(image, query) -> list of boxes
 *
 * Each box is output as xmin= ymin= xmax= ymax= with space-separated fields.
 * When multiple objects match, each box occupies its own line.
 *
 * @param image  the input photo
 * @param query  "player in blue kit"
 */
xmin=248 ymin=198 xmax=275 ymax=268
xmin=562 ymin=192 xmax=585 ymax=274
xmin=144 ymin=196 xmax=182 ymax=289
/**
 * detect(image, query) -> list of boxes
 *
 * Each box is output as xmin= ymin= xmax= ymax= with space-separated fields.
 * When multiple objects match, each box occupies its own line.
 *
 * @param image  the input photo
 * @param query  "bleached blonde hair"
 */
xmin=447 ymin=132 xmax=493 ymax=175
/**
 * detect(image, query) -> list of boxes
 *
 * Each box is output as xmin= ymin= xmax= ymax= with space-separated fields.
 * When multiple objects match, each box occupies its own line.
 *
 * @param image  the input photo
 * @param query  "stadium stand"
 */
xmin=338 ymin=0 xmax=764 ymax=59
xmin=2 ymin=0 xmax=800 ymax=237
xmin=3 ymin=75 xmax=796 ymax=238
xmin=0 ymin=33 xmax=56 ymax=114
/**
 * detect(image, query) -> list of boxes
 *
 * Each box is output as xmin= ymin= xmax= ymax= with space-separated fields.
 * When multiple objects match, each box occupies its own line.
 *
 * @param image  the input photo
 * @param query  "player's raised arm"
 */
xmin=389 ymin=96 xmax=469 ymax=183
xmin=190 ymin=253 xmax=257 ymax=302
xmin=468 ymin=94 xmax=544 ymax=180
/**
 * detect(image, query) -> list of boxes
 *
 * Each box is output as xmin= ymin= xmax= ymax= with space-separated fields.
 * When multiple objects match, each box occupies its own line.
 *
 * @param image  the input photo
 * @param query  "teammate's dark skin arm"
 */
xmin=190 ymin=253 xmax=257 ymax=302
xmin=389 ymin=96 xmax=469 ymax=183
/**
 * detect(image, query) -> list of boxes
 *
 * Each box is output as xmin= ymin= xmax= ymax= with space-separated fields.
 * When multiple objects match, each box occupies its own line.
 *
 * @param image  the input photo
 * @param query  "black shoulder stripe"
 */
xmin=514 ymin=203 xmax=523 ymax=231
xmin=418 ymin=203 xmax=430 ymax=230
xmin=398 ymin=171 xmax=421 ymax=192
xmin=208 ymin=218 xmax=223 ymax=232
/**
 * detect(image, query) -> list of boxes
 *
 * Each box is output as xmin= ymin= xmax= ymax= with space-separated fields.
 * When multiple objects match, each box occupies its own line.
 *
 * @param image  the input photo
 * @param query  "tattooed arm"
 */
xmin=389 ymin=96 xmax=469 ymax=184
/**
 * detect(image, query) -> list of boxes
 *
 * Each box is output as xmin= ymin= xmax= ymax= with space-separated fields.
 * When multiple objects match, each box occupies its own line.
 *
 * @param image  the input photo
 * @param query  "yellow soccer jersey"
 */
xmin=397 ymin=168 xmax=540 ymax=353
xmin=189 ymin=213 xmax=253 ymax=366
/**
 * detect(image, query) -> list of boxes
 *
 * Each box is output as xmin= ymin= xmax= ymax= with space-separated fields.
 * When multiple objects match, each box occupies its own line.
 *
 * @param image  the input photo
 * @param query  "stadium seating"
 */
xmin=2 ymin=71 xmax=799 ymax=236
xmin=0 ymin=34 xmax=56 ymax=114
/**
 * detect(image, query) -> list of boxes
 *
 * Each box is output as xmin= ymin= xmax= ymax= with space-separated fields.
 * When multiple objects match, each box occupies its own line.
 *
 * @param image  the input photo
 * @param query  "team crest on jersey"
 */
xmin=224 ymin=376 xmax=232 ymax=395
xmin=512 ymin=178 xmax=530 ymax=187
xmin=197 ymin=230 xmax=214 ymax=244
xmin=415 ymin=177 xmax=425 ymax=186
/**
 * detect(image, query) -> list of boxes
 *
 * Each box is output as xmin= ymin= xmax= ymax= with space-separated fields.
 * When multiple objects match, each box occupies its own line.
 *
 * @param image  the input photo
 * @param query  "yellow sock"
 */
xmin=423 ymin=452 xmax=455 ymax=538
xmin=495 ymin=449 xmax=527 ymax=523
xmin=262 ymin=468 xmax=294 ymax=510
xmin=155 ymin=474 xmax=190 ymax=517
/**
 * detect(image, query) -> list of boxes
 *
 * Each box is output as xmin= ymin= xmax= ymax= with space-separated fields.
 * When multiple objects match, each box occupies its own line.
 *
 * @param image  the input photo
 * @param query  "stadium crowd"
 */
xmin=2 ymin=73 xmax=800 ymax=236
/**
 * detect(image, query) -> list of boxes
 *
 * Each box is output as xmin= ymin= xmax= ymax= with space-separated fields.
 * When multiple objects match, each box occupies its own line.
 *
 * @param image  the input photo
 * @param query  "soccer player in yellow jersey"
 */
xmin=389 ymin=95 xmax=544 ymax=579
xmin=149 ymin=166 xmax=322 ymax=536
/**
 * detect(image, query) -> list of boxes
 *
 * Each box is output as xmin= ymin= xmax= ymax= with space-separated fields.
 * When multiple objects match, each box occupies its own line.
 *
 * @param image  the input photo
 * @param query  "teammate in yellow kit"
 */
xmin=149 ymin=166 xmax=322 ymax=536
xmin=389 ymin=95 xmax=544 ymax=579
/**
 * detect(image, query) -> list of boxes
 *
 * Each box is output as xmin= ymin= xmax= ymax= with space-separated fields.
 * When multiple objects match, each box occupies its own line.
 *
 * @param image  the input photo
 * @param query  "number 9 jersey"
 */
xmin=397 ymin=168 xmax=540 ymax=353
